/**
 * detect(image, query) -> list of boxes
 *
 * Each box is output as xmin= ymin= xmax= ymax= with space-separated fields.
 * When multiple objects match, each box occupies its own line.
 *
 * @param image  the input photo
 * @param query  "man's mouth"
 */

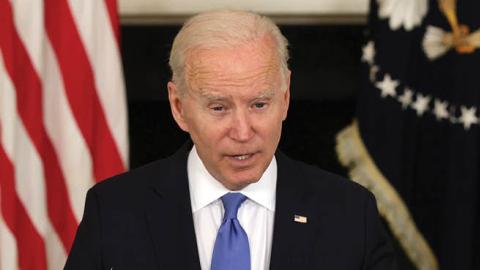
xmin=232 ymin=154 xmax=253 ymax=160
xmin=226 ymin=152 xmax=258 ymax=162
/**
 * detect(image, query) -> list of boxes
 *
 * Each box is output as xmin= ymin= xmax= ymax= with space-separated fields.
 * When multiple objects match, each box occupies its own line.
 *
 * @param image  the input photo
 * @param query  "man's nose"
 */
xmin=229 ymin=110 xmax=254 ymax=142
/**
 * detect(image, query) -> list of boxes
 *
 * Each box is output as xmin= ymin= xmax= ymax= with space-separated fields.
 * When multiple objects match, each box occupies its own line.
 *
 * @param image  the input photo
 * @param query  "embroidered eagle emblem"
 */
xmin=423 ymin=0 xmax=480 ymax=60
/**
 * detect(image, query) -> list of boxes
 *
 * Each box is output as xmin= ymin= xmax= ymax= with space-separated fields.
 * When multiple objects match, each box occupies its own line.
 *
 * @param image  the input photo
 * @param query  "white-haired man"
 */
xmin=65 ymin=10 xmax=397 ymax=270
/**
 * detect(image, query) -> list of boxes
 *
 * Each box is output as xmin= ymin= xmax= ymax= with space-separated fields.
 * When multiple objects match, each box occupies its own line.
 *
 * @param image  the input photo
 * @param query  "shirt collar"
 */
xmin=187 ymin=145 xmax=277 ymax=213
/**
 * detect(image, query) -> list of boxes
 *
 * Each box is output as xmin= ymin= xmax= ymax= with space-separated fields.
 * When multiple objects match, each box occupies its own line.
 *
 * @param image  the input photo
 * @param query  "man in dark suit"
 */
xmin=65 ymin=10 xmax=397 ymax=270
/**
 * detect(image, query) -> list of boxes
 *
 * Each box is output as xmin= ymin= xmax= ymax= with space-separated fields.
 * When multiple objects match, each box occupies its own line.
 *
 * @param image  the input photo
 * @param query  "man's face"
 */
xmin=168 ymin=36 xmax=290 ymax=190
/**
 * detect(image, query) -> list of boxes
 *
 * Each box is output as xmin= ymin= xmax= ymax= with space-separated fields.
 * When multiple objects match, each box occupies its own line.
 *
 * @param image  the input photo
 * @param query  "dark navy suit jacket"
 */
xmin=65 ymin=143 xmax=397 ymax=269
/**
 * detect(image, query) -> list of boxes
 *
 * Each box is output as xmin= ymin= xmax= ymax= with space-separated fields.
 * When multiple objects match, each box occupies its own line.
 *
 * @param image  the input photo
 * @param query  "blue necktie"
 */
xmin=211 ymin=192 xmax=250 ymax=270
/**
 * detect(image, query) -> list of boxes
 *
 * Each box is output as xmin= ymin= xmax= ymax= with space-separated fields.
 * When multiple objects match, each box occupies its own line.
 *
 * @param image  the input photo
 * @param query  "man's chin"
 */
xmin=221 ymin=173 xmax=261 ymax=191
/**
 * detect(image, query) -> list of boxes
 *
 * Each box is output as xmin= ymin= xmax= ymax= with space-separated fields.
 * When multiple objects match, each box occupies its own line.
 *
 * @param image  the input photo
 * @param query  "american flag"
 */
xmin=0 ymin=0 xmax=128 ymax=269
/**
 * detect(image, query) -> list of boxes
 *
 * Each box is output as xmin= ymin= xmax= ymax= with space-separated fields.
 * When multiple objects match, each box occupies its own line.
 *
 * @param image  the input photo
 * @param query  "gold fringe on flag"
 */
xmin=336 ymin=120 xmax=438 ymax=270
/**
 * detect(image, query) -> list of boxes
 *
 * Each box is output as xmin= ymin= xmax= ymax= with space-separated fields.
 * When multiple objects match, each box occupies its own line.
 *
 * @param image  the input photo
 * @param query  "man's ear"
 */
xmin=281 ymin=70 xmax=291 ymax=121
xmin=167 ymin=81 xmax=189 ymax=132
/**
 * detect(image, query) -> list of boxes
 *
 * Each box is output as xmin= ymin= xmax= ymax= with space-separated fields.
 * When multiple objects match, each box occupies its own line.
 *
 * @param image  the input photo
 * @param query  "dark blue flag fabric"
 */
xmin=337 ymin=0 xmax=479 ymax=269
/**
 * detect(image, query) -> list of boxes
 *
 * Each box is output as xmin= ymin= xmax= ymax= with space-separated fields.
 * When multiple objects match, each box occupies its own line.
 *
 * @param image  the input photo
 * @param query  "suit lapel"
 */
xmin=145 ymin=142 xmax=201 ymax=270
xmin=269 ymin=152 xmax=320 ymax=269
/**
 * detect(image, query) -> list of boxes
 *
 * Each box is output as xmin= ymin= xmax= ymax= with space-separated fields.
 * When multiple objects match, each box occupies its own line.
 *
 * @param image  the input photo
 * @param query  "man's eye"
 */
xmin=211 ymin=105 xmax=224 ymax=112
xmin=253 ymin=102 xmax=267 ymax=109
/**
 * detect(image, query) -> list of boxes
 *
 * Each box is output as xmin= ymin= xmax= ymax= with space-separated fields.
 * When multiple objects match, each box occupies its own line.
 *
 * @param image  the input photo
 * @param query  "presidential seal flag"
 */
xmin=0 ymin=0 xmax=128 ymax=269
xmin=337 ymin=0 xmax=479 ymax=269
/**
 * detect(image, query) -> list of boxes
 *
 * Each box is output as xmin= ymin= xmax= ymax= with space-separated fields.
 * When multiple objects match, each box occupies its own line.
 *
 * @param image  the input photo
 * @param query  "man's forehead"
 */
xmin=185 ymin=57 xmax=282 ymax=96
xmin=185 ymin=37 xmax=279 ymax=72
xmin=185 ymin=50 xmax=278 ymax=74
xmin=181 ymin=36 xmax=285 ymax=99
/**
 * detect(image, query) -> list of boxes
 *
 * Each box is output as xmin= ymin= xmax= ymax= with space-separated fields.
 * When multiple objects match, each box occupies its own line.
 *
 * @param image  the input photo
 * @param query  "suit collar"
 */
xmin=269 ymin=151 xmax=319 ymax=269
xmin=147 ymin=140 xmax=193 ymax=199
xmin=145 ymin=141 xmax=201 ymax=269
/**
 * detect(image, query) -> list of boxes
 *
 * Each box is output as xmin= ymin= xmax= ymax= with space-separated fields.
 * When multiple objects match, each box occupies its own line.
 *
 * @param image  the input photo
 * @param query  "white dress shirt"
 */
xmin=187 ymin=146 xmax=277 ymax=270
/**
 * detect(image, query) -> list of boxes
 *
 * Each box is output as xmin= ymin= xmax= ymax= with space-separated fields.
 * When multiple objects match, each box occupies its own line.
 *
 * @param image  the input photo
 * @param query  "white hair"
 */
xmin=168 ymin=10 xmax=290 ymax=94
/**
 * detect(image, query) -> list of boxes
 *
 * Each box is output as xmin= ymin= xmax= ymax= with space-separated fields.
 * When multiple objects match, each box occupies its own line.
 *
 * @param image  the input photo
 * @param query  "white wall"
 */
xmin=119 ymin=0 xmax=368 ymax=24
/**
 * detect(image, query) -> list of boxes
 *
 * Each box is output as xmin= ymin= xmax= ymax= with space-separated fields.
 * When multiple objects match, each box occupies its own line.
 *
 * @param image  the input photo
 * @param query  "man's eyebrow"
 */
xmin=198 ymin=89 xmax=275 ymax=102
xmin=254 ymin=89 xmax=275 ymax=99
xmin=198 ymin=90 xmax=228 ymax=102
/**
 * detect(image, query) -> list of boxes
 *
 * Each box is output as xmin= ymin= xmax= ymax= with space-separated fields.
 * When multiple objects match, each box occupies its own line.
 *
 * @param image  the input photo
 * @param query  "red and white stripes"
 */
xmin=0 ymin=0 xmax=128 ymax=269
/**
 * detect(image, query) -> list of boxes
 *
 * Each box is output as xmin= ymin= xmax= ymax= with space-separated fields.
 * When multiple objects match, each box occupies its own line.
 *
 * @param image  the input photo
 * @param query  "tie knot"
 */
xmin=221 ymin=192 xmax=247 ymax=220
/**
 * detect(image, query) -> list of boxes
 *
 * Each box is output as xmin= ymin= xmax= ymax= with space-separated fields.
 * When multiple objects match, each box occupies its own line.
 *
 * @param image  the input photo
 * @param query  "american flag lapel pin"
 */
xmin=294 ymin=214 xmax=307 ymax=223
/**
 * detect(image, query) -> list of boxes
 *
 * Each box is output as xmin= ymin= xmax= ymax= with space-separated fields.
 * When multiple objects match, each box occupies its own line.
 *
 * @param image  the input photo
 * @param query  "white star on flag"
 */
xmin=433 ymin=99 xmax=450 ymax=120
xmin=362 ymin=41 xmax=375 ymax=64
xmin=378 ymin=0 xmax=429 ymax=31
xmin=398 ymin=88 xmax=414 ymax=109
xmin=459 ymin=106 xmax=479 ymax=130
xmin=412 ymin=93 xmax=431 ymax=116
xmin=376 ymin=74 xmax=398 ymax=98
